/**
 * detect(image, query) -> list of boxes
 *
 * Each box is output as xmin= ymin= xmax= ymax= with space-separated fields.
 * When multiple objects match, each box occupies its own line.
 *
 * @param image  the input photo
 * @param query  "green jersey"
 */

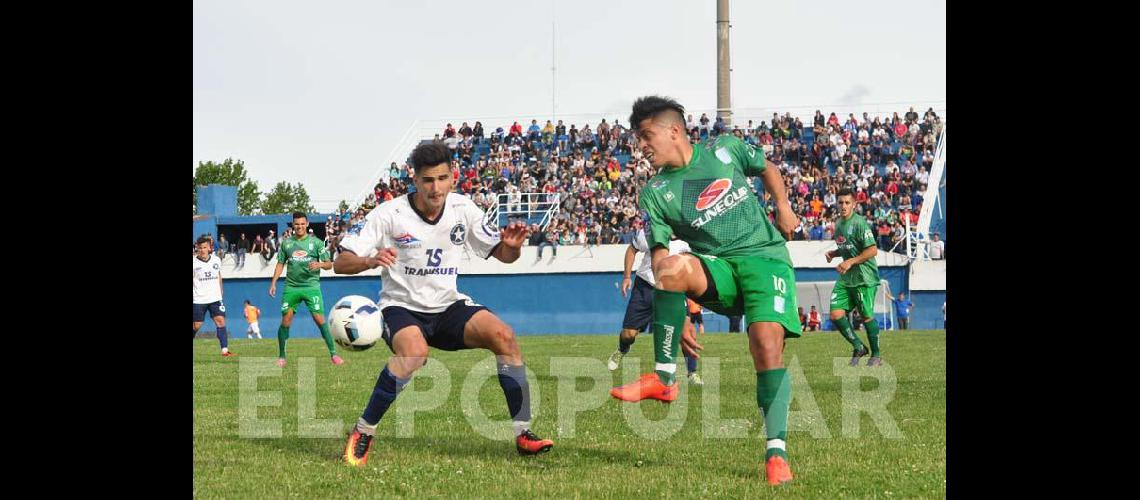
xmin=277 ymin=235 xmax=330 ymax=289
xmin=833 ymin=213 xmax=879 ymax=287
xmin=638 ymin=134 xmax=791 ymax=265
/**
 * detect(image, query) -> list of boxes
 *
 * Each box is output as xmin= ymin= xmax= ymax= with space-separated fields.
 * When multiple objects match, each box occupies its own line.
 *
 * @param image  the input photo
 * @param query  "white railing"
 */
xmin=917 ymin=123 xmax=946 ymax=238
xmin=485 ymin=192 xmax=560 ymax=231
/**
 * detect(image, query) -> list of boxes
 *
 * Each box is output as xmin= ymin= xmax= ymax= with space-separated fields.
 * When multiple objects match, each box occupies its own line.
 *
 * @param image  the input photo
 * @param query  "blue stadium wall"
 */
xmin=207 ymin=267 xmax=944 ymax=339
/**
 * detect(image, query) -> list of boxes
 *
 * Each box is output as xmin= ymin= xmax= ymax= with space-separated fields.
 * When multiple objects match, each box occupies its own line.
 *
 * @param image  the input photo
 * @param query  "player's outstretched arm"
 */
xmin=759 ymin=165 xmax=798 ymax=240
xmin=621 ymin=245 xmax=637 ymax=297
xmin=333 ymin=248 xmax=397 ymax=275
xmin=681 ymin=315 xmax=703 ymax=358
xmin=492 ymin=222 xmax=528 ymax=263
xmin=269 ymin=262 xmax=285 ymax=297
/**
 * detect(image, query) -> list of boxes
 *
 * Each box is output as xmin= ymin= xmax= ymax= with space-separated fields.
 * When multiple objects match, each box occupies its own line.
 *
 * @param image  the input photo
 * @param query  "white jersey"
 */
xmin=339 ymin=193 xmax=502 ymax=313
xmin=193 ymin=255 xmax=223 ymax=304
xmin=630 ymin=229 xmax=690 ymax=286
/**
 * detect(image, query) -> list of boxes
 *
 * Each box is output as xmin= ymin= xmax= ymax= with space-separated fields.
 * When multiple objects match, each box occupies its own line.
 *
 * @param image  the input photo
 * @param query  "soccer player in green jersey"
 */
xmin=825 ymin=189 xmax=884 ymax=367
xmin=609 ymin=96 xmax=800 ymax=485
xmin=269 ymin=212 xmax=342 ymax=367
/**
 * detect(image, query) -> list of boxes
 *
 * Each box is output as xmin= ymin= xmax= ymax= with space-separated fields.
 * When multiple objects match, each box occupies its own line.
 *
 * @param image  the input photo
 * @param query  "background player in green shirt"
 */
xmin=825 ymin=189 xmax=884 ymax=366
xmin=269 ymin=212 xmax=342 ymax=367
xmin=609 ymin=96 xmax=799 ymax=486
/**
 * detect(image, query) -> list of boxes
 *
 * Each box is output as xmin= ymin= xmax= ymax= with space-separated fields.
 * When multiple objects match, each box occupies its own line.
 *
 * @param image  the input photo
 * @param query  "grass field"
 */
xmin=194 ymin=330 xmax=945 ymax=498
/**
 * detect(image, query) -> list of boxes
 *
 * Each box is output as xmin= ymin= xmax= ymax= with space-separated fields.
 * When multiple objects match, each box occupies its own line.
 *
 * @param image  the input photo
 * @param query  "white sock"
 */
xmin=766 ymin=438 xmax=786 ymax=453
xmin=221 ymin=347 xmax=229 ymax=354
xmin=512 ymin=420 xmax=530 ymax=437
xmin=356 ymin=417 xmax=378 ymax=436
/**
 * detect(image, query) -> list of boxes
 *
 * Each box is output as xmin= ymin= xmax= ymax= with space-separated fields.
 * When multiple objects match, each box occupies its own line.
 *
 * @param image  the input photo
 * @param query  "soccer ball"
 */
xmin=329 ymin=295 xmax=384 ymax=351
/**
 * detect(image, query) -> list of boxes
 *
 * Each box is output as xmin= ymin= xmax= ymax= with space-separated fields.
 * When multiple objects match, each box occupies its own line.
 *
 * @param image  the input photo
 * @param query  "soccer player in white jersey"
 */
xmin=193 ymin=236 xmax=234 ymax=357
xmin=607 ymin=229 xmax=701 ymax=385
xmin=334 ymin=143 xmax=553 ymax=466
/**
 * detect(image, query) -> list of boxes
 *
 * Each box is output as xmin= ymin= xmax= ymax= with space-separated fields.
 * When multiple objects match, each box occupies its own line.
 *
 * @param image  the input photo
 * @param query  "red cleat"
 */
xmin=221 ymin=351 xmax=236 ymax=357
xmin=764 ymin=456 xmax=794 ymax=485
xmin=610 ymin=373 xmax=678 ymax=403
xmin=344 ymin=427 xmax=374 ymax=467
xmin=515 ymin=429 xmax=554 ymax=455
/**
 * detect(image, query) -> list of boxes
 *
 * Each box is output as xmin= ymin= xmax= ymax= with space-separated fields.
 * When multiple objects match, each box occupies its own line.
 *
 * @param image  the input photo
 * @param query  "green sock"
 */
xmin=757 ymin=368 xmax=791 ymax=460
xmin=277 ymin=325 xmax=290 ymax=358
xmin=833 ymin=316 xmax=863 ymax=350
xmin=865 ymin=319 xmax=881 ymax=356
xmin=651 ymin=289 xmax=687 ymax=385
xmin=318 ymin=322 xmax=337 ymax=356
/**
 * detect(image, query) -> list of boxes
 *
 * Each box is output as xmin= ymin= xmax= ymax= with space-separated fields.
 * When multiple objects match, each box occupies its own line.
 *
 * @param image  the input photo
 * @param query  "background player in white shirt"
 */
xmin=334 ymin=143 xmax=554 ymax=466
xmin=607 ymin=229 xmax=701 ymax=385
xmin=193 ymin=236 xmax=234 ymax=357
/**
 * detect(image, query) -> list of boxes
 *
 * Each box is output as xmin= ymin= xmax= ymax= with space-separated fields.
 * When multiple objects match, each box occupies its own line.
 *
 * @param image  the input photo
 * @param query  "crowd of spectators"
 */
xmin=341 ymin=107 xmax=945 ymax=257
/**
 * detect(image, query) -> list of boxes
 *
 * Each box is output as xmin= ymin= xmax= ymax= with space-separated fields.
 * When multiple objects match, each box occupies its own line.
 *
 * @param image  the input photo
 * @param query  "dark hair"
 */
xmin=195 ymin=236 xmax=211 ymax=247
xmin=292 ymin=211 xmax=307 ymax=220
xmin=629 ymin=95 xmax=685 ymax=132
xmin=244 ymin=299 xmax=251 ymax=304
xmin=837 ymin=188 xmax=854 ymax=198
xmin=410 ymin=143 xmax=451 ymax=173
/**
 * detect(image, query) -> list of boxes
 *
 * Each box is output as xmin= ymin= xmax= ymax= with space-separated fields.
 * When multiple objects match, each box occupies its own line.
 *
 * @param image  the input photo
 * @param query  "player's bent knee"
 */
xmin=653 ymin=257 xmax=682 ymax=288
xmin=492 ymin=326 xmax=519 ymax=354
xmin=829 ymin=311 xmax=846 ymax=321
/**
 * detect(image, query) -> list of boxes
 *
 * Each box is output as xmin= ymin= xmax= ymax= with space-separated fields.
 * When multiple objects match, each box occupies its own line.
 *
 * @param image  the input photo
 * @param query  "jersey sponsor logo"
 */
xmin=292 ymin=250 xmax=309 ymax=258
xmin=650 ymin=179 xmax=669 ymax=190
xmin=695 ymin=178 xmax=733 ymax=211
xmin=394 ymin=233 xmax=421 ymax=246
xmin=403 ymin=266 xmax=459 ymax=276
xmin=450 ymin=222 xmax=467 ymax=245
xmin=690 ymin=186 xmax=750 ymax=229
xmin=836 ymin=235 xmax=846 ymax=244
xmin=715 ymin=147 xmax=733 ymax=164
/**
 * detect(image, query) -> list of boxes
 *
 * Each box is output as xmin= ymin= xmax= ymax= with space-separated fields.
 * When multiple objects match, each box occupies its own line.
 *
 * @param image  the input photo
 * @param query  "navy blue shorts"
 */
xmin=193 ymin=301 xmax=225 ymax=322
xmin=622 ymin=276 xmax=656 ymax=332
xmin=381 ymin=300 xmax=489 ymax=352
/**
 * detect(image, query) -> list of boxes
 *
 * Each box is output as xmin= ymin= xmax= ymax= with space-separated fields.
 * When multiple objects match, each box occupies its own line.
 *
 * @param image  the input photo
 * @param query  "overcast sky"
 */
xmin=194 ymin=0 xmax=945 ymax=211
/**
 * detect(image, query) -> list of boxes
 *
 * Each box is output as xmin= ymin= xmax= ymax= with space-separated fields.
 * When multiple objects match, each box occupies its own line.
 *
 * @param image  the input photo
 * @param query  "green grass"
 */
xmin=194 ymin=330 xmax=945 ymax=498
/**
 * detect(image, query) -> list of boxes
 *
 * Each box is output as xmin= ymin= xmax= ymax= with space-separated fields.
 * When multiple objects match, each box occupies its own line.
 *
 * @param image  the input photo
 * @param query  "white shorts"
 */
xmin=247 ymin=322 xmax=260 ymax=334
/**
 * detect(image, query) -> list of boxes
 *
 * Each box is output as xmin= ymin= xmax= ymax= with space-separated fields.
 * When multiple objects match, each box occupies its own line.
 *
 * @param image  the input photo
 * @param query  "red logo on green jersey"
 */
xmin=836 ymin=236 xmax=846 ymax=244
xmin=695 ymin=179 xmax=732 ymax=211
xmin=292 ymin=250 xmax=308 ymax=258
